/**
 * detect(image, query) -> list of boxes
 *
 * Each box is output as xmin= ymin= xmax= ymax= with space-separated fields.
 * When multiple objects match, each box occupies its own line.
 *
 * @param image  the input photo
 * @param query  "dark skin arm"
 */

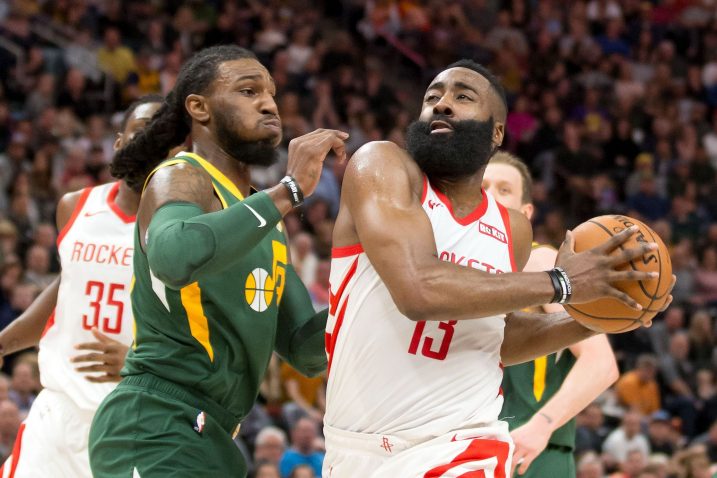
xmin=0 ymin=190 xmax=129 ymax=382
xmin=0 ymin=189 xmax=81 ymax=361
xmin=335 ymin=142 xmax=657 ymax=322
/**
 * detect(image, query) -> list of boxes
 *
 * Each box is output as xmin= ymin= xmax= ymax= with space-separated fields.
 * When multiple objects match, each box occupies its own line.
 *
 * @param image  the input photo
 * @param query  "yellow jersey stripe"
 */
xmin=180 ymin=282 xmax=215 ymax=362
xmin=179 ymin=152 xmax=245 ymax=201
xmin=533 ymin=355 xmax=547 ymax=402
xmin=130 ymin=275 xmax=137 ymax=350
xmin=142 ymin=158 xmax=187 ymax=193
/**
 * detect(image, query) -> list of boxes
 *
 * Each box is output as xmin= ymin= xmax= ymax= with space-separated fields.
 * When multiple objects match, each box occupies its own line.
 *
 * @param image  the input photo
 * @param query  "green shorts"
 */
xmin=89 ymin=374 xmax=246 ymax=478
xmin=514 ymin=445 xmax=575 ymax=478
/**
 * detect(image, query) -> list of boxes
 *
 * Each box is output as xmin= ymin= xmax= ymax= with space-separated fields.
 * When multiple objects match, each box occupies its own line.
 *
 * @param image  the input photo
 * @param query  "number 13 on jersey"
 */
xmin=408 ymin=320 xmax=457 ymax=361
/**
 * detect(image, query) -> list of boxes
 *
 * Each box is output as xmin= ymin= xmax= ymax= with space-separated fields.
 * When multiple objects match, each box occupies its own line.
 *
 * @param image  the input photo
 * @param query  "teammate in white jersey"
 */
xmin=324 ymin=60 xmax=674 ymax=478
xmin=0 ymin=95 xmax=164 ymax=478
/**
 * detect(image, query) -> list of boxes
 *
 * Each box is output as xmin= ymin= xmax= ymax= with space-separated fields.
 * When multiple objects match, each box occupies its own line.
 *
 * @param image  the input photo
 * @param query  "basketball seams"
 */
xmin=585 ymin=219 xmax=651 ymax=325
xmin=571 ymin=216 xmax=670 ymax=330
xmin=586 ymin=219 xmax=657 ymax=302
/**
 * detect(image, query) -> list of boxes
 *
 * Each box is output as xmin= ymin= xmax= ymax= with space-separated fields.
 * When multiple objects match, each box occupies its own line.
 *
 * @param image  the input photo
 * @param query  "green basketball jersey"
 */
xmin=123 ymin=152 xmax=289 ymax=422
xmin=501 ymin=350 xmax=577 ymax=449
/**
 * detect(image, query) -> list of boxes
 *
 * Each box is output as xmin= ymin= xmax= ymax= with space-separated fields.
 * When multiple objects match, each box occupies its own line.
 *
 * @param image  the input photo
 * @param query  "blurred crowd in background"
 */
xmin=1 ymin=0 xmax=717 ymax=477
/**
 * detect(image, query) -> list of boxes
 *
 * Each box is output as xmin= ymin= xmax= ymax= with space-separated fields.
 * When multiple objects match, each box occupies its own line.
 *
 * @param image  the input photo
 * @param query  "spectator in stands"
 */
xmin=576 ymin=451 xmax=605 ymax=478
xmin=691 ymin=247 xmax=717 ymax=308
xmin=288 ymin=464 xmax=314 ymax=478
xmin=254 ymin=426 xmax=287 ymax=468
xmin=253 ymin=461 xmax=281 ymax=478
xmin=659 ymin=332 xmax=699 ymax=437
xmin=0 ymin=399 xmax=20 ymax=460
xmin=616 ymin=354 xmax=661 ymax=416
xmin=648 ymin=306 xmax=685 ymax=358
xmin=22 ymin=244 xmax=54 ymax=289
xmin=279 ymin=417 xmax=323 ymax=478
xmin=8 ymin=358 xmax=37 ymax=415
xmin=576 ymin=403 xmax=611 ymax=454
xmin=603 ymin=411 xmax=651 ymax=464
xmin=281 ymin=361 xmax=325 ymax=427
xmin=96 ymin=26 xmax=137 ymax=86
xmin=648 ymin=410 xmax=677 ymax=456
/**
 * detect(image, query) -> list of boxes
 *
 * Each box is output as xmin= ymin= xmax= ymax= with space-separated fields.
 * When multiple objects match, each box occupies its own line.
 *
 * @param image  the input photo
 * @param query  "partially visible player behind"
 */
xmin=483 ymin=151 xmax=619 ymax=477
xmin=0 ymin=95 xmax=166 ymax=477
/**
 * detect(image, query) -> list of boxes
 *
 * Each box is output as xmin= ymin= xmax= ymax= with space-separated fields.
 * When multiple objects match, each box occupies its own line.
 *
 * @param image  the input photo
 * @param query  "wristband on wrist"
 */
xmin=546 ymin=267 xmax=572 ymax=304
xmin=280 ymin=175 xmax=304 ymax=208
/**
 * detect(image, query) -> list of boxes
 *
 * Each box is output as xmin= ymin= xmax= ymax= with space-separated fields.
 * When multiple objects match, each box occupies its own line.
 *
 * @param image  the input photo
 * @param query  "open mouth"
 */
xmin=430 ymin=120 xmax=454 ymax=134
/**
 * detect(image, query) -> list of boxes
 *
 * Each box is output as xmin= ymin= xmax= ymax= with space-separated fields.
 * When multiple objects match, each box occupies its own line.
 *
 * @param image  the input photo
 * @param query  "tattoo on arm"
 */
xmin=138 ymin=163 xmax=218 ymax=248
xmin=538 ymin=412 xmax=554 ymax=424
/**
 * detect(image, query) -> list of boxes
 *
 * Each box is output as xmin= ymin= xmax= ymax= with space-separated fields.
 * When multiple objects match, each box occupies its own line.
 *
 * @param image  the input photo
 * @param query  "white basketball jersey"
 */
xmin=325 ymin=177 xmax=516 ymax=441
xmin=39 ymin=182 xmax=135 ymax=411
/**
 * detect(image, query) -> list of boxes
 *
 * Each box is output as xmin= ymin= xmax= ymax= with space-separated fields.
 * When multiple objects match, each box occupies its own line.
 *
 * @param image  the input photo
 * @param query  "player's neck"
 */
xmin=432 ymin=171 xmax=486 ymax=220
xmin=191 ymin=137 xmax=252 ymax=197
xmin=116 ymin=181 xmax=140 ymax=215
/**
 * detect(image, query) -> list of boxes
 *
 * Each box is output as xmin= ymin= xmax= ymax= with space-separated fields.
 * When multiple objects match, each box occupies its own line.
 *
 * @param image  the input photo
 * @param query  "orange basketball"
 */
xmin=563 ymin=215 xmax=672 ymax=333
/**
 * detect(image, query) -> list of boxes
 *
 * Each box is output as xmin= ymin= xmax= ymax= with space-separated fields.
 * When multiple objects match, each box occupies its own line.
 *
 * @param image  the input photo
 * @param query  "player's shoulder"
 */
xmin=56 ymin=185 xmax=96 ymax=230
xmin=505 ymin=208 xmax=533 ymax=271
xmin=345 ymin=141 xmax=422 ymax=194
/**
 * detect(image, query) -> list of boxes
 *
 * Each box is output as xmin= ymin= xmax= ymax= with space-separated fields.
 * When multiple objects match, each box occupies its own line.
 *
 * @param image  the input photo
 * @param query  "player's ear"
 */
xmin=493 ymin=122 xmax=504 ymax=147
xmin=521 ymin=203 xmax=534 ymax=221
xmin=113 ymin=132 xmax=123 ymax=152
xmin=186 ymin=94 xmax=210 ymax=123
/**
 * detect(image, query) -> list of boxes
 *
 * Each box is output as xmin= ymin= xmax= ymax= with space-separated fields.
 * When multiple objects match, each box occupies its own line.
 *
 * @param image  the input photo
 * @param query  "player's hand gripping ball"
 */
xmin=564 ymin=215 xmax=672 ymax=333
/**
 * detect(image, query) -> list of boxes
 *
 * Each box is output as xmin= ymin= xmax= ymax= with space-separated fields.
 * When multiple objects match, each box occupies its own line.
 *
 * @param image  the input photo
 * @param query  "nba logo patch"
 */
xmin=194 ymin=411 xmax=206 ymax=434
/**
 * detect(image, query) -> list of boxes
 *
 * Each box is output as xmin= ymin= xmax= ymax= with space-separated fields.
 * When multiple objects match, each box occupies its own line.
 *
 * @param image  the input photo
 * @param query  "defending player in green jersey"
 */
xmin=483 ymin=152 xmax=619 ymax=477
xmin=89 ymin=45 xmax=348 ymax=477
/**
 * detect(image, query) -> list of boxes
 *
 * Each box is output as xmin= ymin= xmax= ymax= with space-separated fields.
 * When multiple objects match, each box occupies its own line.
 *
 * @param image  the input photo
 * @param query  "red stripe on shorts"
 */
xmin=424 ymin=438 xmax=510 ymax=478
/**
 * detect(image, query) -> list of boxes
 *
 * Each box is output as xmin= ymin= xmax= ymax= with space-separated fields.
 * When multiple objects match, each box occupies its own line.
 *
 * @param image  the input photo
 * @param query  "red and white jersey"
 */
xmin=325 ymin=176 xmax=517 ymax=441
xmin=39 ymin=182 xmax=135 ymax=411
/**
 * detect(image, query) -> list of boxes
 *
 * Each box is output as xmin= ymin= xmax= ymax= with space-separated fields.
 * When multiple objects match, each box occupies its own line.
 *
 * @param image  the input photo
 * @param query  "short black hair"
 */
xmin=446 ymin=59 xmax=507 ymax=120
xmin=119 ymin=94 xmax=164 ymax=132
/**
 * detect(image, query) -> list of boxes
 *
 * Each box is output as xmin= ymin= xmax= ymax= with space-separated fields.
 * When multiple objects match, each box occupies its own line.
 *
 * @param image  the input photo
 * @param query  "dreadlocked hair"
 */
xmin=111 ymin=45 xmax=257 ymax=192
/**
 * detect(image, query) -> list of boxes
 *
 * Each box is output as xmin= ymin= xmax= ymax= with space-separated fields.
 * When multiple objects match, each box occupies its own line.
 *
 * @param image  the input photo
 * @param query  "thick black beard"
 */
xmin=214 ymin=110 xmax=279 ymax=167
xmin=406 ymin=116 xmax=496 ymax=181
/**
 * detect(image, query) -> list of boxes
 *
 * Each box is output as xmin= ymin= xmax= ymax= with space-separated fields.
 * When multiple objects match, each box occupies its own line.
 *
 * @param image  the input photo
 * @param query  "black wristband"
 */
xmin=280 ymin=175 xmax=304 ymax=208
xmin=546 ymin=267 xmax=572 ymax=304
xmin=546 ymin=269 xmax=562 ymax=304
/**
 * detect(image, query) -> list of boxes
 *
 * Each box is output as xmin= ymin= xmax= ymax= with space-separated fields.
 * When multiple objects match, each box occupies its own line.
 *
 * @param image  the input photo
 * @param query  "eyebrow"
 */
xmin=234 ymin=74 xmax=264 ymax=83
xmin=426 ymin=81 xmax=480 ymax=96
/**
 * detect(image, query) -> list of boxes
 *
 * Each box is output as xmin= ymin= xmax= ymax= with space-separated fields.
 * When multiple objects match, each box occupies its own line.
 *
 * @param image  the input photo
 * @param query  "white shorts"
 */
xmin=1 ymin=389 xmax=96 ymax=478
xmin=323 ymin=422 xmax=513 ymax=478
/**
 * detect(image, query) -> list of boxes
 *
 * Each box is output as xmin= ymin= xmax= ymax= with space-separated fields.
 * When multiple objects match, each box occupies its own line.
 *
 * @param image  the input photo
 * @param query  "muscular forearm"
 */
xmin=0 ymin=277 xmax=59 ymax=355
xmin=147 ymin=192 xmax=282 ymax=289
xmin=395 ymin=263 xmax=556 ymax=322
xmin=500 ymin=311 xmax=597 ymax=366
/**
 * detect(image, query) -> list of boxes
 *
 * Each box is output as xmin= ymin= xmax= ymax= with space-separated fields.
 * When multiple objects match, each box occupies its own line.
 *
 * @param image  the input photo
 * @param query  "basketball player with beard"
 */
xmin=88 ymin=46 xmax=347 ymax=477
xmin=323 ymin=60 xmax=672 ymax=477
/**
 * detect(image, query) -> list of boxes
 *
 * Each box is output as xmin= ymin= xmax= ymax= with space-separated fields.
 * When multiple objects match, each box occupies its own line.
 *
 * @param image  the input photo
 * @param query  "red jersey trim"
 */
xmin=331 ymin=244 xmax=364 ymax=258
xmin=40 ymin=310 xmax=56 ymax=338
xmin=56 ymin=187 xmax=92 ymax=247
xmin=497 ymin=203 xmax=517 ymax=272
xmin=427 ymin=178 xmax=489 ymax=226
xmin=107 ymin=182 xmax=136 ymax=224
xmin=420 ymin=175 xmax=428 ymax=203
xmin=5 ymin=422 xmax=26 ymax=478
